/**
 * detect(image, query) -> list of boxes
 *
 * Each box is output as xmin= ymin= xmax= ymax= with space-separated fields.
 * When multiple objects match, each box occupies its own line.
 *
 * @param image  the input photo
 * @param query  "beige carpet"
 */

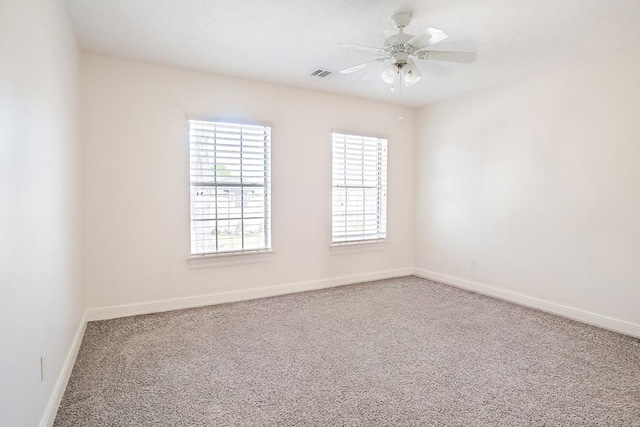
xmin=55 ymin=276 xmax=640 ymax=426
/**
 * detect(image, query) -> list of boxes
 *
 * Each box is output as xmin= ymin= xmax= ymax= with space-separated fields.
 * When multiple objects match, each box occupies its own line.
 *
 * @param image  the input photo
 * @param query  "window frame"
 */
xmin=331 ymin=131 xmax=388 ymax=247
xmin=187 ymin=118 xmax=272 ymax=259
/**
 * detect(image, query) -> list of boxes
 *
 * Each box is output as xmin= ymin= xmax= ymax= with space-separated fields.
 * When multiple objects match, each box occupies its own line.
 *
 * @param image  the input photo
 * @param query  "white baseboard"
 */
xmin=413 ymin=268 xmax=640 ymax=339
xmin=87 ymin=268 xmax=414 ymax=321
xmin=39 ymin=311 xmax=88 ymax=427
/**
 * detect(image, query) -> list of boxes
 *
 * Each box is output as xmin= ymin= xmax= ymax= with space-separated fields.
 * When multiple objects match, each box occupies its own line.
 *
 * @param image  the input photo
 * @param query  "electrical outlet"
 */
xmin=40 ymin=352 xmax=46 ymax=382
xmin=470 ymin=258 xmax=477 ymax=270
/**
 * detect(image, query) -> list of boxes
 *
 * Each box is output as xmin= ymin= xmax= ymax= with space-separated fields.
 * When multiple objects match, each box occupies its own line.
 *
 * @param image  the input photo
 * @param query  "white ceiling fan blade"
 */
xmin=340 ymin=58 xmax=388 ymax=74
xmin=426 ymin=27 xmax=448 ymax=45
xmin=419 ymin=50 xmax=477 ymax=64
xmin=408 ymin=27 xmax=448 ymax=49
xmin=340 ymin=43 xmax=387 ymax=54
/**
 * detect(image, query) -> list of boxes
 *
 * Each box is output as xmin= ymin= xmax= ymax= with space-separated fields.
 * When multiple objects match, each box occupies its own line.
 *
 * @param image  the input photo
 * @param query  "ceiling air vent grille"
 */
xmin=311 ymin=68 xmax=333 ymax=78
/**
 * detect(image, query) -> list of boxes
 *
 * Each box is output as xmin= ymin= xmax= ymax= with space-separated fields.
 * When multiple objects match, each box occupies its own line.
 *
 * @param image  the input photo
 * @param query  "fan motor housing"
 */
xmin=385 ymin=32 xmax=413 ymax=47
xmin=393 ymin=51 xmax=409 ymax=66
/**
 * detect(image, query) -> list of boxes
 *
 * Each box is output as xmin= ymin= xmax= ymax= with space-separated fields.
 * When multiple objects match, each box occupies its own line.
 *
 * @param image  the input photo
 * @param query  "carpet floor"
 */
xmin=54 ymin=276 xmax=640 ymax=426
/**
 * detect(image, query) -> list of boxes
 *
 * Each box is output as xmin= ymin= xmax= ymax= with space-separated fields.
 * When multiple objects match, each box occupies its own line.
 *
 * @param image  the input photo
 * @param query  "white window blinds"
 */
xmin=332 ymin=132 xmax=387 ymax=244
xmin=189 ymin=120 xmax=271 ymax=256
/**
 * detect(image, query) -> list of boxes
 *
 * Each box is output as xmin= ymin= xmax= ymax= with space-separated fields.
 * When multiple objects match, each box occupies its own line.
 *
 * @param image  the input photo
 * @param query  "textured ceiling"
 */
xmin=66 ymin=0 xmax=640 ymax=106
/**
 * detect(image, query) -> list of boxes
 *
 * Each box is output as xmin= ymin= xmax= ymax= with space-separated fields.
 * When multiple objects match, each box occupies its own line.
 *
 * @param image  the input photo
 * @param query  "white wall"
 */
xmin=415 ymin=46 xmax=640 ymax=327
xmin=0 ymin=0 xmax=84 ymax=425
xmin=82 ymin=54 xmax=415 ymax=310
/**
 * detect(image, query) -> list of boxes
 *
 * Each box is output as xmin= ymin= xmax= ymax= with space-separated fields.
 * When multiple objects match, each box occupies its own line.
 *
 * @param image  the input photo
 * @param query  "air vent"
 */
xmin=311 ymin=68 xmax=333 ymax=78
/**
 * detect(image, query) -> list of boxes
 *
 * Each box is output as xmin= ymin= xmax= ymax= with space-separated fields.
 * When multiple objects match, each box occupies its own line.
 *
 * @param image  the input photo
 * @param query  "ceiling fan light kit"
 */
xmin=381 ymin=66 xmax=397 ymax=84
xmin=401 ymin=61 xmax=420 ymax=87
xmin=339 ymin=12 xmax=476 ymax=88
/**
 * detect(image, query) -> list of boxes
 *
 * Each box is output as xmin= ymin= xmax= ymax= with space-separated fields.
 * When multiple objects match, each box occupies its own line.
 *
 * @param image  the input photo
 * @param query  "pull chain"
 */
xmin=397 ymin=66 xmax=404 ymax=122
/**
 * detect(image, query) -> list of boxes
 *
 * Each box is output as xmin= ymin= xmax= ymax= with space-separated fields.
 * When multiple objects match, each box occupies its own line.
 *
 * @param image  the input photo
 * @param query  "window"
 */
xmin=332 ymin=132 xmax=387 ymax=244
xmin=189 ymin=120 xmax=271 ymax=256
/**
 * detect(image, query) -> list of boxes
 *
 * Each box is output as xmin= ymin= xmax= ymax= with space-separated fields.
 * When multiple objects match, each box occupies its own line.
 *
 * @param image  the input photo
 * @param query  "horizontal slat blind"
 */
xmin=189 ymin=120 xmax=271 ymax=255
xmin=332 ymin=132 xmax=387 ymax=243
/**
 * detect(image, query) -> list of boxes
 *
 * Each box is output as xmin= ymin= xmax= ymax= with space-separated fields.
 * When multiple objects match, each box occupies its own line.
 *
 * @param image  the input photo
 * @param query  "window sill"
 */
xmin=330 ymin=240 xmax=387 ymax=255
xmin=188 ymin=250 xmax=274 ymax=269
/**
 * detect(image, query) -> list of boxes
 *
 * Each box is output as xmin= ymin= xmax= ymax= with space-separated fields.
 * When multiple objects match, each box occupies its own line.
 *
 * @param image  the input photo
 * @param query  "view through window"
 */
xmin=189 ymin=120 xmax=271 ymax=255
xmin=332 ymin=132 xmax=387 ymax=244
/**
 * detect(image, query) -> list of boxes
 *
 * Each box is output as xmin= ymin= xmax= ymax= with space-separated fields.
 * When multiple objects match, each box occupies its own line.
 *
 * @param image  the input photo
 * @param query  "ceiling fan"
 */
xmin=340 ymin=12 xmax=476 ymax=87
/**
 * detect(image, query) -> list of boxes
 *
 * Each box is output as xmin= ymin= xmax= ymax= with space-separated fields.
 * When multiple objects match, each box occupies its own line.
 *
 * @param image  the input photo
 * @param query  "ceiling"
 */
xmin=66 ymin=0 xmax=640 ymax=107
